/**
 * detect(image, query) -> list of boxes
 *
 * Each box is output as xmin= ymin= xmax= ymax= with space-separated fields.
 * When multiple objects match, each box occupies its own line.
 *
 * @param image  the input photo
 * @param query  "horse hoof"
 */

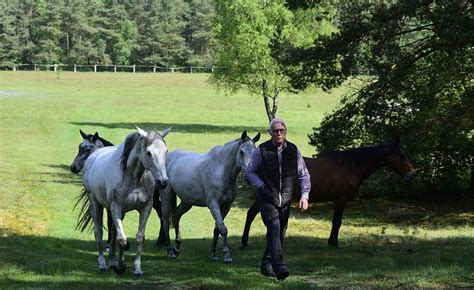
xmin=172 ymin=247 xmax=180 ymax=257
xmin=124 ymin=241 xmax=131 ymax=251
xmin=134 ymin=271 xmax=144 ymax=278
xmin=167 ymin=249 xmax=177 ymax=259
xmin=223 ymin=258 xmax=233 ymax=264
xmin=99 ymin=267 xmax=107 ymax=273
xmin=210 ymin=256 xmax=218 ymax=262
xmin=114 ymin=262 xmax=126 ymax=275
xmin=241 ymin=245 xmax=248 ymax=251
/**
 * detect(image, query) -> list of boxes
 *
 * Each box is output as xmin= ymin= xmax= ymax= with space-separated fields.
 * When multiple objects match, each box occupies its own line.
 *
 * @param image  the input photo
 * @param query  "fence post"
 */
xmin=133 ymin=65 xmax=136 ymax=73
xmin=171 ymin=68 xmax=174 ymax=73
xmin=54 ymin=64 xmax=57 ymax=72
xmin=114 ymin=66 xmax=117 ymax=73
xmin=94 ymin=65 xmax=97 ymax=72
xmin=190 ymin=67 xmax=193 ymax=74
xmin=153 ymin=66 xmax=156 ymax=73
xmin=13 ymin=65 xmax=16 ymax=71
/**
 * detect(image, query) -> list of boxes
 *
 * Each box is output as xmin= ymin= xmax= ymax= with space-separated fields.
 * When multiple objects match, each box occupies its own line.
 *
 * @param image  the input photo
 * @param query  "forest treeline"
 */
xmin=0 ymin=0 xmax=215 ymax=66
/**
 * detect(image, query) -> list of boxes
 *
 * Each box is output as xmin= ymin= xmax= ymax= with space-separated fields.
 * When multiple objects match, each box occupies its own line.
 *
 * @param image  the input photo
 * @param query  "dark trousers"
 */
xmin=257 ymin=194 xmax=291 ymax=269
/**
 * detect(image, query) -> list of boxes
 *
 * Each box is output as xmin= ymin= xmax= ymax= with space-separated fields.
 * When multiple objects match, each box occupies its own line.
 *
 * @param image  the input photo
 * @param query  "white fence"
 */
xmin=1 ymin=64 xmax=216 ymax=73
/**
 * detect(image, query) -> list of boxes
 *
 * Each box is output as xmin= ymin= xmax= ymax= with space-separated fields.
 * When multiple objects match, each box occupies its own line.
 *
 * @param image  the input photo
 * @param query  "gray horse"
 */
xmin=77 ymin=126 xmax=170 ymax=276
xmin=159 ymin=131 xmax=260 ymax=263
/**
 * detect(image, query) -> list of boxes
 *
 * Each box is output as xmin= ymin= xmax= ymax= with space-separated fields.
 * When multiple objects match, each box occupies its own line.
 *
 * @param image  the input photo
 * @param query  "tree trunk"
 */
xmin=262 ymin=79 xmax=279 ymax=122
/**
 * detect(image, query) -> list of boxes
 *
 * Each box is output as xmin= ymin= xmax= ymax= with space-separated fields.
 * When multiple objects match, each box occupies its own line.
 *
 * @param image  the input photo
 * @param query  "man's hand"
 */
xmin=299 ymin=197 xmax=308 ymax=211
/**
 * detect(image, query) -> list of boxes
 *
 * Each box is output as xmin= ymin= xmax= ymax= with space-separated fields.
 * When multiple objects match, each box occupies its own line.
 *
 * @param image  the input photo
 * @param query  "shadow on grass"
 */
xmin=34 ymin=163 xmax=83 ymax=185
xmin=0 ymin=229 xmax=473 ymax=288
xmin=69 ymin=121 xmax=266 ymax=135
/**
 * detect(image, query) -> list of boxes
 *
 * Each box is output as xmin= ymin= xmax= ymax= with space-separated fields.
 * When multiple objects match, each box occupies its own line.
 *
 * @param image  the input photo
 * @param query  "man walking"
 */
xmin=245 ymin=117 xmax=310 ymax=281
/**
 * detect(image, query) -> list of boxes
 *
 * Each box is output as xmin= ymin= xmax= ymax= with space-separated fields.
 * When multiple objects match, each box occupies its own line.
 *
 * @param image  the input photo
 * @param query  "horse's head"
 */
xmin=385 ymin=142 xmax=416 ymax=182
xmin=71 ymin=130 xmax=104 ymax=174
xmin=236 ymin=130 xmax=261 ymax=172
xmin=136 ymin=126 xmax=171 ymax=189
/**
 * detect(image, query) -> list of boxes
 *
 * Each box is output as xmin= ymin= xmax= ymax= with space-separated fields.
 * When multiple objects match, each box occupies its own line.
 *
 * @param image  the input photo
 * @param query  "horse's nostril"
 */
xmin=159 ymin=180 xmax=169 ymax=189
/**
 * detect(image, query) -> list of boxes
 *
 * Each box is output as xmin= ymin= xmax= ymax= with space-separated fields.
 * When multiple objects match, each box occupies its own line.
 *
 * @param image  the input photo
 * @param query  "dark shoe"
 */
xmin=274 ymin=266 xmax=289 ymax=281
xmin=260 ymin=264 xmax=276 ymax=277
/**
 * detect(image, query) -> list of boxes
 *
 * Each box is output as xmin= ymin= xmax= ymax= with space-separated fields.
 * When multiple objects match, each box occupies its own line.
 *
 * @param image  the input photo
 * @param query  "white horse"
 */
xmin=77 ymin=126 xmax=171 ymax=277
xmin=159 ymin=131 xmax=260 ymax=263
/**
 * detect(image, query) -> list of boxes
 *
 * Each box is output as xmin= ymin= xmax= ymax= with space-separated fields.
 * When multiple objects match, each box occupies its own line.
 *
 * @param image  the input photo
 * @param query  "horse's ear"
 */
xmin=136 ymin=125 xmax=148 ymax=137
xmin=160 ymin=127 xmax=172 ymax=138
xmin=253 ymin=132 xmax=261 ymax=143
xmin=241 ymin=130 xmax=248 ymax=140
xmin=80 ymin=129 xmax=87 ymax=139
xmin=92 ymin=132 xmax=99 ymax=142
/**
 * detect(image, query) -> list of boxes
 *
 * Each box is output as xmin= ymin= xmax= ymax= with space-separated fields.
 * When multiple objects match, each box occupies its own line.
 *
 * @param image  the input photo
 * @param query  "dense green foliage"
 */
xmin=279 ymin=1 xmax=473 ymax=195
xmin=0 ymin=0 xmax=215 ymax=67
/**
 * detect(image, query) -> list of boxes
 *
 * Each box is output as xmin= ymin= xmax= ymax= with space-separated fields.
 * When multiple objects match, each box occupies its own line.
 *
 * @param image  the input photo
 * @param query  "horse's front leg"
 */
xmin=328 ymin=199 xmax=347 ymax=247
xmin=220 ymin=203 xmax=232 ymax=264
xmin=172 ymin=201 xmax=192 ymax=251
xmin=91 ymin=199 xmax=106 ymax=271
xmin=160 ymin=187 xmax=178 ymax=258
xmin=111 ymin=202 xmax=127 ymax=274
xmin=208 ymin=199 xmax=231 ymax=264
xmin=134 ymin=201 xmax=153 ymax=277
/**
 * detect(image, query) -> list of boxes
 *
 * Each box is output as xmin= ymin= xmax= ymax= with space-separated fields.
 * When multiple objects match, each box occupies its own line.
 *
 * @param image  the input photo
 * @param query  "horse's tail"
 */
xmin=74 ymin=188 xmax=93 ymax=232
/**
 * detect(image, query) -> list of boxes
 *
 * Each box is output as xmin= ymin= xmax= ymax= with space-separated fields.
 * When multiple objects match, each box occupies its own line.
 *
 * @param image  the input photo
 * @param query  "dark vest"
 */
xmin=257 ymin=140 xmax=298 ymax=207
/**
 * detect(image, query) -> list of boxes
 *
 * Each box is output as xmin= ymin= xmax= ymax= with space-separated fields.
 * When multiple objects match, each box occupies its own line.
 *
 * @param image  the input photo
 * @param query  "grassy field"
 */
xmin=0 ymin=71 xmax=473 ymax=288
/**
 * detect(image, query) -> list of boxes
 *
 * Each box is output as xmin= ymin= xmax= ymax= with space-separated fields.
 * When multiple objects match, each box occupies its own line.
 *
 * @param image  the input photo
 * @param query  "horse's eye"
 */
xmin=240 ymin=150 xmax=244 ymax=155
xmin=146 ymin=151 xmax=152 ymax=156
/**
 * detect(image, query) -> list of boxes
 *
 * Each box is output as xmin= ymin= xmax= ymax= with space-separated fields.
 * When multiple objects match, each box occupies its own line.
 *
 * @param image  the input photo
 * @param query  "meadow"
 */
xmin=0 ymin=71 xmax=473 ymax=288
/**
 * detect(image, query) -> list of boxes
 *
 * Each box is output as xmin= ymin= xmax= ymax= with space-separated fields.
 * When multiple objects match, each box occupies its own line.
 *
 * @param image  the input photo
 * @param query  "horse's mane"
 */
xmin=120 ymin=130 xmax=164 ymax=174
xmin=207 ymin=137 xmax=250 ymax=157
xmin=97 ymin=136 xmax=114 ymax=146
xmin=121 ymin=132 xmax=142 ymax=174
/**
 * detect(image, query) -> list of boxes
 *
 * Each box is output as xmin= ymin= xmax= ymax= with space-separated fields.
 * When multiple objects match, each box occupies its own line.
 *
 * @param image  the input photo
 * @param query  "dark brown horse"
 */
xmin=241 ymin=141 xmax=416 ymax=248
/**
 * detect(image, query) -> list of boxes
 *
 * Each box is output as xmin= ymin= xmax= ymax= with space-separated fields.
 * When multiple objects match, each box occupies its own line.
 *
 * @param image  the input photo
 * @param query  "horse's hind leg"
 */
xmin=106 ymin=208 xmax=113 ymax=253
xmin=90 ymin=200 xmax=106 ymax=271
xmin=241 ymin=200 xmax=260 ymax=250
xmin=152 ymin=187 xmax=165 ymax=248
xmin=160 ymin=187 xmax=177 ymax=258
xmin=172 ymin=201 xmax=192 ymax=251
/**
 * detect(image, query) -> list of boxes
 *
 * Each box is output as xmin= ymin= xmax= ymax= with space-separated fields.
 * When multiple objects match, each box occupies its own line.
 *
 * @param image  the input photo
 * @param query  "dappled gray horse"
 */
xmin=160 ymin=131 xmax=260 ymax=263
xmin=77 ymin=126 xmax=170 ymax=276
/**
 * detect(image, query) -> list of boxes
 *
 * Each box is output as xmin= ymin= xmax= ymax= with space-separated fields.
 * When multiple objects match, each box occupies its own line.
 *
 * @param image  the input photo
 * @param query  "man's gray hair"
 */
xmin=269 ymin=117 xmax=287 ymax=131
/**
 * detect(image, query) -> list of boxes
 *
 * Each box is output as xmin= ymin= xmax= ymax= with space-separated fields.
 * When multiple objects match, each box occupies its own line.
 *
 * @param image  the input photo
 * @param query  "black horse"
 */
xmin=241 ymin=141 xmax=416 ymax=248
xmin=71 ymin=129 xmax=174 ymax=249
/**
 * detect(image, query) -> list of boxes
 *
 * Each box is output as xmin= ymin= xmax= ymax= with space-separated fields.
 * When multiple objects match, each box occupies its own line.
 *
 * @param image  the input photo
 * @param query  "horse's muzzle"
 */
xmin=71 ymin=164 xmax=80 ymax=174
xmin=156 ymin=179 xmax=169 ymax=189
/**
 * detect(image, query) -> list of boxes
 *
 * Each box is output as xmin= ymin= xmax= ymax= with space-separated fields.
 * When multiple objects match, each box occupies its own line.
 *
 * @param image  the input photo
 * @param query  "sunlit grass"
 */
xmin=0 ymin=71 xmax=473 ymax=288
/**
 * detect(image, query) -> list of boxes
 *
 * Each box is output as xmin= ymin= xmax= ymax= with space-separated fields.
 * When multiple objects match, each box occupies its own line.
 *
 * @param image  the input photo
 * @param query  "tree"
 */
xmin=132 ymin=0 xmax=190 ymax=67
xmin=211 ymin=0 xmax=335 ymax=122
xmin=284 ymin=1 xmax=473 ymax=194
xmin=0 ymin=2 xmax=21 ymax=66
xmin=30 ymin=0 xmax=63 ymax=64
xmin=184 ymin=0 xmax=215 ymax=66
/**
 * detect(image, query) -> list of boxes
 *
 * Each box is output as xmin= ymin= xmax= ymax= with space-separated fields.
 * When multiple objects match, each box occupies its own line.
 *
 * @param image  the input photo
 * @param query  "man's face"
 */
xmin=270 ymin=122 xmax=286 ymax=146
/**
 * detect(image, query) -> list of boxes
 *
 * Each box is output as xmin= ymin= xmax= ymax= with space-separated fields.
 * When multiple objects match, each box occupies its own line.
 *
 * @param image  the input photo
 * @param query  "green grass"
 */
xmin=0 ymin=71 xmax=473 ymax=288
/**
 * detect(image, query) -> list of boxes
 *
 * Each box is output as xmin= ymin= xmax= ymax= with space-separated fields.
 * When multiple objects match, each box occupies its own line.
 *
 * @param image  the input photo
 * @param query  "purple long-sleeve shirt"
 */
xmin=245 ymin=142 xmax=310 ymax=200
